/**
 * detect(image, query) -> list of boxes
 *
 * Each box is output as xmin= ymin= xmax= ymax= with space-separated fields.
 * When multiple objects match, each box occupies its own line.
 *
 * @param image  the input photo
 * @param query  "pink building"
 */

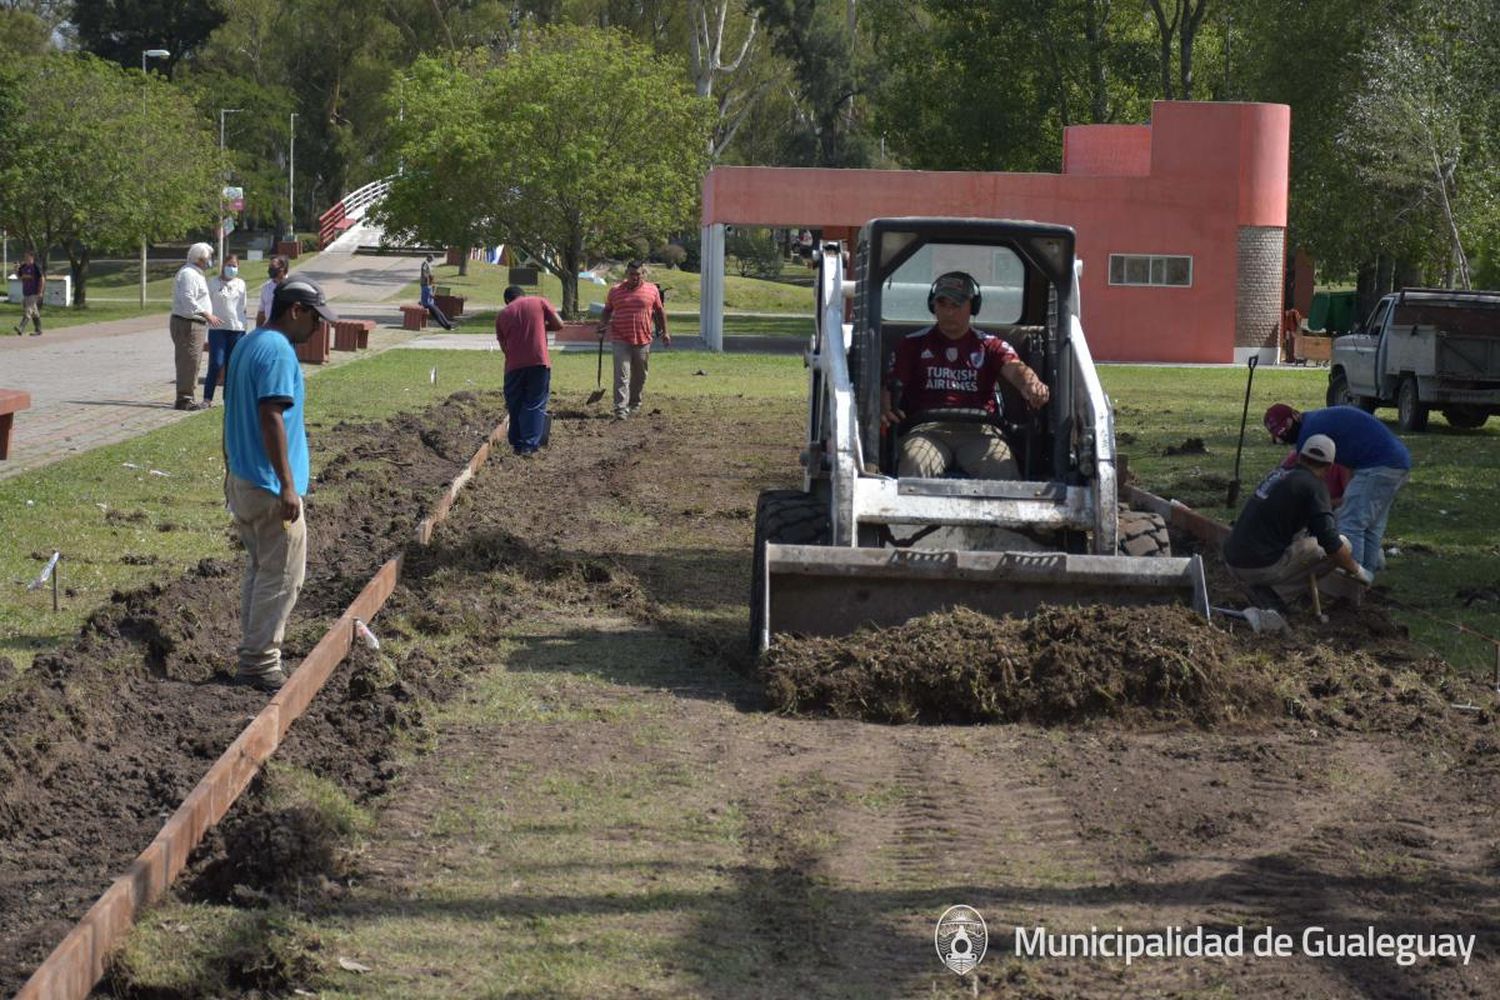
xmin=698 ymin=101 xmax=1290 ymax=364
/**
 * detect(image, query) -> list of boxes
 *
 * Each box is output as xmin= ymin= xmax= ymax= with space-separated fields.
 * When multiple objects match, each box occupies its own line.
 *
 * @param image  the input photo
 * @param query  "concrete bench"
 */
xmin=334 ymin=319 xmax=375 ymax=351
xmin=294 ymin=321 xmax=331 ymax=364
xmin=400 ymin=305 xmax=428 ymax=331
xmin=0 ymin=389 xmax=32 ymax=460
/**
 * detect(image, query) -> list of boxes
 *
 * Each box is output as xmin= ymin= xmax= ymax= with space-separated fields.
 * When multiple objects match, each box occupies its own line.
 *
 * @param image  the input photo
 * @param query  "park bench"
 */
xmin=400 ymin=305 xmax=428 ymax=331
xmin=334 ymin=319 xmax=375 ymax=351
xmin=293 ymin=321 xmax=331 ymax=364
xmin=0 ymin=388 xmax=32 ymax=460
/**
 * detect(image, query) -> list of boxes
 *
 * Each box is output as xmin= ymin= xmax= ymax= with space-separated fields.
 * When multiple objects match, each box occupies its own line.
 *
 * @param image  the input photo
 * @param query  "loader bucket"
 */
xmin=755 ymin=544 xmax=1209 ymax=652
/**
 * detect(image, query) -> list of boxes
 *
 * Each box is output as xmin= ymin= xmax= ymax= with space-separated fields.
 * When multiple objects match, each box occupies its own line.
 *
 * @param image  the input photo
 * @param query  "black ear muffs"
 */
xmin=927 ymin=271 xmax=982 ymax=317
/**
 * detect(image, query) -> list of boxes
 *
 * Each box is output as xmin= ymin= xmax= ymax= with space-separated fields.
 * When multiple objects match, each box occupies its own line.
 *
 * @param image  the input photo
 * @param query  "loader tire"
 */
xmin=1118 ymin=509 xmax=1172 ymax=558
xmin=750 ymin=490 xmax=831 ymax=653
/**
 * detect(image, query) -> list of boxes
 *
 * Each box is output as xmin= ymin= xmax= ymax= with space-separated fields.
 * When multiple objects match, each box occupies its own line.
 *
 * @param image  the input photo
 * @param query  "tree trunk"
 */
xmin=1375 ymin=253 xmax=1395 ymax=297
xmin=1355 ymin=261 xmax=1378 ymax=321
xmin=1083 ymin=0 xmax=1111 ymax=123
xmin=67 ymin=242 xmax=89 ymax=307
xmin=560 ymin=243 xmax=582 ymax=319
xmin=458 ymin=247 xmax=469 ymax=277
xmin=1146 ymin=0 xmax=1176 ymax=100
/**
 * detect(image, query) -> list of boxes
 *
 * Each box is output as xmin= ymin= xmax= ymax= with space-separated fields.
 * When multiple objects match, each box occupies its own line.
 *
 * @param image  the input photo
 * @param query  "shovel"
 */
xmin=1212 ymin=605 xmax=1289 ymax=634
xmin=1226 ymin=355 xmax=1259 ymax=508
xmin=586 ymin=333 xmax=605 ymax=405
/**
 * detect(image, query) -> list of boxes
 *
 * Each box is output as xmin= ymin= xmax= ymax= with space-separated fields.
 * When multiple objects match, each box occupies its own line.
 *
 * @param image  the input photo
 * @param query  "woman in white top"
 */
xmin=205 ymin=253 xmax=249 ymax=405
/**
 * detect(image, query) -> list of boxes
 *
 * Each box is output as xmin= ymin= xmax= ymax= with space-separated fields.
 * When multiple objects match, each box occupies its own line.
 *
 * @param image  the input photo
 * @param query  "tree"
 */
xmin=1336 ymin=3 xmax=1500 ymax=289
xmin=481 ymin=26 xmax=712 ymax=315
xmin=687 ymin=0 xmax=766 ymax=158
xmin=72 ymin=0 xmax=227 ymax=78
xmin=0 ymin=53 xmax=219 ymax=304
xmin=369 ymin=54 xmax=494 ymax=276
xmin=1144 ymin=0 xmax=1210 ymax=100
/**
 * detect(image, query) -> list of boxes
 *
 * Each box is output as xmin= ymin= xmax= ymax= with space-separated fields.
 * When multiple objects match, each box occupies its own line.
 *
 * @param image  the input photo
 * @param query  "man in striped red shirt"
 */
xmin=597 ymin=260 xmax=669 ymax=420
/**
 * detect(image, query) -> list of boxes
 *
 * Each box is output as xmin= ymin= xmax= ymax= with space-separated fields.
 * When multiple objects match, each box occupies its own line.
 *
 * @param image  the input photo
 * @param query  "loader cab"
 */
xmin=848 ymin=218 xmax=1076 ymax=481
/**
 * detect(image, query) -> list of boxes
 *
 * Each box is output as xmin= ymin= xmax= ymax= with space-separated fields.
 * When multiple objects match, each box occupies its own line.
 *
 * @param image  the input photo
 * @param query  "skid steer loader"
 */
xmin=750 ymin=218 xmax=1208 ymax=651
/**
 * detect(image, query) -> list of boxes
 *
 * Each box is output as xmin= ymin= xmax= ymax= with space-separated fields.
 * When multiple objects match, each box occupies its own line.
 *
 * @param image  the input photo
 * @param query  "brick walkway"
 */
xmin=0 ymin=254 xmax=422 ymax=481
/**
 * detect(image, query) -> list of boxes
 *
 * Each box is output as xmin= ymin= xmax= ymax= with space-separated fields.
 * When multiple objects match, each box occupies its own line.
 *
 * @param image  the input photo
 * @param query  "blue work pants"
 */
xmin=504 ymin=365 xmax=551 ymax=454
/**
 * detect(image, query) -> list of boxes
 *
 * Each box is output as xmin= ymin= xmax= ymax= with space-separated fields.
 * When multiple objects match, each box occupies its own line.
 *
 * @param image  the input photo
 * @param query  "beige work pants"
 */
xmin=170 ymin=315 xmax=205 ymax=401
xmin=612 ymin=341 xmax=650 ymax=417
xmin=1226 ymin=533 xmax=1338 ymax=605
xmin=899 ymin=422 xmax=1018 ymax=479
xmin=17 ymin=294 xmax=41 ymax=333
xmin=226 ymin=474 xmax=307 ymax=677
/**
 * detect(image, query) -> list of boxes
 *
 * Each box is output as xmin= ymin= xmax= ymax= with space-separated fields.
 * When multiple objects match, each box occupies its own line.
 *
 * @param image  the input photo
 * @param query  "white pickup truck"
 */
xmin=1327 ymin=287 xmax=1500 ymax=431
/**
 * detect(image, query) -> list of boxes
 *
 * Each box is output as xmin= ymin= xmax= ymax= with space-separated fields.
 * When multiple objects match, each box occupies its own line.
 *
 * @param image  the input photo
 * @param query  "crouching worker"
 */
xmin=223 ymin=277 xmax=338 ymax=691
xmin=1223 ymin=433 xmax=1375 ymax=609
xmin=880 ymin=271 xmax=1049 ymax=478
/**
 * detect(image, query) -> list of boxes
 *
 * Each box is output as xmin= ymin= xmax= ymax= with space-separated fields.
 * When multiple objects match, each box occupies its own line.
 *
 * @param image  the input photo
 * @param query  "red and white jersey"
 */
xmin=887 ymin=326 xmax=1018 ymax=414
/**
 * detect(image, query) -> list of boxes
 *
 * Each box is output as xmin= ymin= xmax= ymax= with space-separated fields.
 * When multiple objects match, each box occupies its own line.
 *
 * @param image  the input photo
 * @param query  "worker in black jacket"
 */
xmin=1223 ymin=433 xmax=1374 ymax=608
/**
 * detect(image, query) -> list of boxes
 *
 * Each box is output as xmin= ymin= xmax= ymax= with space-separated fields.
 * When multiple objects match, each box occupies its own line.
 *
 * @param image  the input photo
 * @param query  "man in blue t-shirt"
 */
xmin=1264 ymin=402 xmax=1412 ymax=577
xmin=223 ymin=276 xmax=337 ymax=690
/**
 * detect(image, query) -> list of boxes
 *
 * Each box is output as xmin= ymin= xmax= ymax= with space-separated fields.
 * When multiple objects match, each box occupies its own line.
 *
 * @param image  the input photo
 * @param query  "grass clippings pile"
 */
xmin=764 ymin=603 xmax=1488 ymax=734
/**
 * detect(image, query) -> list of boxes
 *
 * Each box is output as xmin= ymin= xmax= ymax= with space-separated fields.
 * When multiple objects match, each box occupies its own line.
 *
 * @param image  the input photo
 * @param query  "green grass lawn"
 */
xmin=402 ymin=260 xmax=811 ymax=313
xmin=1099 ymin=363 xmax=1500 ymax=674
xmin=449 ymin=309 xmax=812 ymax=338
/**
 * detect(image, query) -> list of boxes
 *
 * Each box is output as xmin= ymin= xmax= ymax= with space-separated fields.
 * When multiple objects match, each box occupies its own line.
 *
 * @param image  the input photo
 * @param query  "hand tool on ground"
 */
xmin=587 ymin=332 xmax=606 ymax=405
xmin=1226 ymin=354 xmax=1259 ymax=508
xmin=1309 ymin=572 xmax=1328 ymax=623
xmin=1211 ymin=605 xmax=1289 ymax=634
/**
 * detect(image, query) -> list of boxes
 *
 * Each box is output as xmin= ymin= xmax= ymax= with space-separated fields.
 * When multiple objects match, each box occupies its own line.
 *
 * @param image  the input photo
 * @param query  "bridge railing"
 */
xmin=317 ymin=176 xmax=393 ymax=248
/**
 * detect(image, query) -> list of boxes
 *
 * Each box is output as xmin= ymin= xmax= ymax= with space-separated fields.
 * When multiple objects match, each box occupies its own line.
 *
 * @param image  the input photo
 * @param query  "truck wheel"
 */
xmin=1118 ymin=509 xmax=1172 ymax=558
xmin=1327 ymin=371 xmax=1377 ymax=412
xmin=1443 ymin=406 xmax=1489 ymax=430
xmin=1396 ymin=377 xmax=1429 ymax=432
xmin=750 ymin=490 xmax=831 ymax=652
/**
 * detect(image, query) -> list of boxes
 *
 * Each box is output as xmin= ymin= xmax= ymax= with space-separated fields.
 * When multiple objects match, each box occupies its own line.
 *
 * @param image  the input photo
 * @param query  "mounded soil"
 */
xmin=0 ymin=392 xmax=507 ymax=995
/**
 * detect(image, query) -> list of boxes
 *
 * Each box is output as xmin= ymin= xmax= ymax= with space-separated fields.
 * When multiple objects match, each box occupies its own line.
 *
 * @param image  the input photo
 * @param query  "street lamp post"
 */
xmin=217 ymin=108 xmax=244 ymax=266
xmin=287 ymin=112 xmax=298 ymax=242
xmin=139 ymin=48 xmax=170 ymax=307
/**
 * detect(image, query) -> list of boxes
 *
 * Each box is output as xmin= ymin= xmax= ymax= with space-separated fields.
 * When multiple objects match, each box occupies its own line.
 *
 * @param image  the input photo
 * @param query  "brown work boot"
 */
xmin=234 ymin=668 xmax=287 ymax=692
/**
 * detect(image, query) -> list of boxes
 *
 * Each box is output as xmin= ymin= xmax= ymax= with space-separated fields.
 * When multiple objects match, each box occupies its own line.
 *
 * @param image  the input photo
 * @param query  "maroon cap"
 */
xmin=1264 ymin=403 xmax=1298 ymax=440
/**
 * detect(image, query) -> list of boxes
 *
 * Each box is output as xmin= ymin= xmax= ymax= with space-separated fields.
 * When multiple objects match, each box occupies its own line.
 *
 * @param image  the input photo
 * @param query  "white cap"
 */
xmin=1300 ymin=433 xmax=1336 ymax=464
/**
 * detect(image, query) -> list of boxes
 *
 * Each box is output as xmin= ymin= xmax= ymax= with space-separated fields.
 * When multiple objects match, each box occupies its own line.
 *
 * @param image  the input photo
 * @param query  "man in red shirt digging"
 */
xmin=881 ymin=271 xmax=1050 ymax=478
xmin=496 ymin=285 xmax=563 ymax=455
xmin=597 ymin=260 xmax=670 ymax=421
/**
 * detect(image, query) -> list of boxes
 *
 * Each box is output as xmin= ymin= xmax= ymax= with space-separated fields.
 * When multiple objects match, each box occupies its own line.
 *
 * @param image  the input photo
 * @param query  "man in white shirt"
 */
xmin=256 ymin=254 xmax=289 ymax=327
xmin=170 ymin=243 xmax=221 ymax=411
xmin=204 ymin=253 xmax=249 ymax=406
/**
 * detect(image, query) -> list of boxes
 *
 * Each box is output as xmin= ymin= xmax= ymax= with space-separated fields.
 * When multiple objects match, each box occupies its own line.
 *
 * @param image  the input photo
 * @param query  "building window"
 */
xmin=1109 ymin=254 xmax=1192 ymax=287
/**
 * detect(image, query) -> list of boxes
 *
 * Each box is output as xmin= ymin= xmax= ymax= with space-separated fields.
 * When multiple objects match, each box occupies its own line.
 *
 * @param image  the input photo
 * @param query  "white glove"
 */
xmin=1353 ymin=565 xmax=1375 ymax=587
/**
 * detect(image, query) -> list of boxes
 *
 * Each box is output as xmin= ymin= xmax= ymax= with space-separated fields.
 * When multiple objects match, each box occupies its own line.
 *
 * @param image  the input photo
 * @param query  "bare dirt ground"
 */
xmin=293 ymin=392 xmax=1498 ymax=997
xmin=7 ymin=382 xmax=1499 ymax=997
xmin=0 ymin=392 xmax=508 ymax=995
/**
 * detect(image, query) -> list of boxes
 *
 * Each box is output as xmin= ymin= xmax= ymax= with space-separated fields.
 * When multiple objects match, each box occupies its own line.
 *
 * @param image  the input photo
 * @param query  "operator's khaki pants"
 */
xmin=899 ymin=422 xmax=1017 ymax=479
xmin=612 ymin=341 xmax=650 ymax=417
xmin=1226 ymin=533 xmax=1339 ymax=605
xmin=226 ymin=474 xmax=307 ymax=678
xmin=170 ymin=315 xmax=205 ymax=401
xmin=17 ymin=294 xmax=41 ymax=333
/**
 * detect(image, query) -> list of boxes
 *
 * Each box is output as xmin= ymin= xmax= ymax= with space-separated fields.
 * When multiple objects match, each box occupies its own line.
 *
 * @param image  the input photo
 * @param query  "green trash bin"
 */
xmin=1308 ymin=291 xmax=1357 ymax=333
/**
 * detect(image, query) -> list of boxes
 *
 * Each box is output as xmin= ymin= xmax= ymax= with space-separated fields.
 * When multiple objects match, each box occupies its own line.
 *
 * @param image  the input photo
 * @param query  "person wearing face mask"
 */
xmin=204 ymin=253 xmax=248 ymax=406
xmin=256 ymin=254 xmax=290 ymax=327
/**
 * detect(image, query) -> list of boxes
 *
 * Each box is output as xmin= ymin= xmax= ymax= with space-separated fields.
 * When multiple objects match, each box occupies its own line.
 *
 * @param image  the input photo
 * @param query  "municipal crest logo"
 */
xmin=945 ymin=346 xmax=959 ymax=362
xmin=935 ymin=905 xmax=987 ymax=975
xmin=968 ymin=350 xmax=984 ymax=368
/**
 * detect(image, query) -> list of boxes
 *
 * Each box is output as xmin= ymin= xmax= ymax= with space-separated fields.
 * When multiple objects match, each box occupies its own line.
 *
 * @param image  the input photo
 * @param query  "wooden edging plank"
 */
xmin=1122 ymin=483 xmax=1231 ymax=547
xmin=15 ymin=414 xmax=509 ymax=1000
